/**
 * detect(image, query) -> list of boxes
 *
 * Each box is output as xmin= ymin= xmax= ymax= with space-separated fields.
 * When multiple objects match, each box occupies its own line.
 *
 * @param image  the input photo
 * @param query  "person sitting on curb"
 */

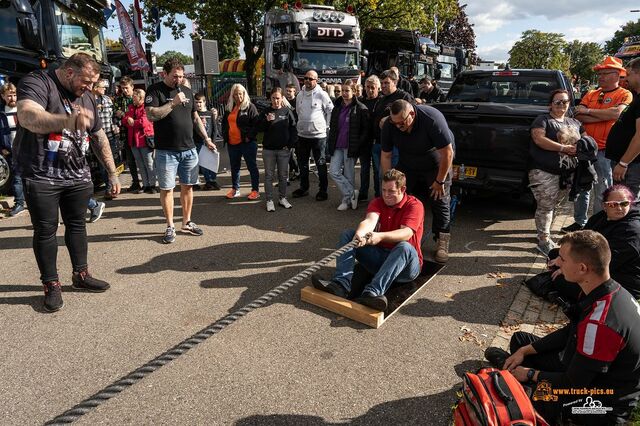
xmin=311 ymin=169 xmax=424 ymax=311
xmin=485 ymin=230 xmax=640 ymax=425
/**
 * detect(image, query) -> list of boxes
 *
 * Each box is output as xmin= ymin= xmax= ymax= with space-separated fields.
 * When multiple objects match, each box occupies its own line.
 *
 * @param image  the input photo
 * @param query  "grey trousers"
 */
xmin=263 ymin=148 xmax=290 ymax=201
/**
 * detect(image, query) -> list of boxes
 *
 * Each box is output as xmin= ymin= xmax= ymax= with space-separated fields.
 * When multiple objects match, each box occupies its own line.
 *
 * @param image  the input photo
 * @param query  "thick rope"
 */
xmin=44 ymin=239 xmax=358 ymax=425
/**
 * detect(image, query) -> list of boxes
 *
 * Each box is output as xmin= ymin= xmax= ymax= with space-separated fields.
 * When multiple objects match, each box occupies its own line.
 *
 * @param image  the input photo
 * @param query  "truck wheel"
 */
xmin=0 ymin=155 xmax=11 ymax=195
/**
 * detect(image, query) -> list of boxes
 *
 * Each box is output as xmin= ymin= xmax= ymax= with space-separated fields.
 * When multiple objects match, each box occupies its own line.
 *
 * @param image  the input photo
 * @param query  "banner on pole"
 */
xmin=115 ymin=0 xmax=150 ymax=71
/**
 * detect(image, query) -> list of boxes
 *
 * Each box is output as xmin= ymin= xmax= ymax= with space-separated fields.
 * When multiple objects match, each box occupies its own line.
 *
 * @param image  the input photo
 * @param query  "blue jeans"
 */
xmin=88 ymin=198 xmax=98 ymax=209
xmin=227 ymin=141 xmax=259 ymax=191
xmin=359 ymin=146 xmax=374 ymax=198
xmin=611 ymin=160 xmax=640 ymax=199
xmin=574 ymin=150 xmax=612 ymax=225
xmin=195 ymin=141 xmax=217 ymax=183
xmin=155 ymin=148 xmax=199 ymax=190
xmin=329 ymin=148 xmax=356 ymax=203
xmin=333 ymin=229 xmax=421 ymax=297
xmin=13 ymin=175 xmax=24 ymax=206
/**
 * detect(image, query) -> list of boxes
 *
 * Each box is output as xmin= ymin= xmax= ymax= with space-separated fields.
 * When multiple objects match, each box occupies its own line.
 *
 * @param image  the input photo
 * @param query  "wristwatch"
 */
xmin=435 ymin=179 xmax=445 ymax=185
xmin=527 ymin=368 xmax=536 ymax=382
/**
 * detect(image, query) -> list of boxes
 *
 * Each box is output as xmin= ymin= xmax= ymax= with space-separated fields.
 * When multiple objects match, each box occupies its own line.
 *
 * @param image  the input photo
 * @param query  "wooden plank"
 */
xmin=300 ymin=286 xmax=384 ymax=328
xmin=301 ymin=261 xmax=445 ymax=328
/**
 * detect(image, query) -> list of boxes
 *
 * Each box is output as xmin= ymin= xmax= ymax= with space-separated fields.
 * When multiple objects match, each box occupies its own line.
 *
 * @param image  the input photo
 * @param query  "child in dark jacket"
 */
xmin=123 ymin=88 xmax=156 ymax=193
xmin=257 ymin=87 xmax=297 ymax=211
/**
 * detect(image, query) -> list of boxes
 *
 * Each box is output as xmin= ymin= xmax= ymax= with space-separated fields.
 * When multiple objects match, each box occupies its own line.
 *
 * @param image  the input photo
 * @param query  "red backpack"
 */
xmin=453 ymin=368 xmax=549 ymax=426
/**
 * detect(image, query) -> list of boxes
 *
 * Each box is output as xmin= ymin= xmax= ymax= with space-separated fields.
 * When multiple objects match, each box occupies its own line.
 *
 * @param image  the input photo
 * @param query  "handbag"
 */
xmin=144 ymin=135 xmax=155 ymax=149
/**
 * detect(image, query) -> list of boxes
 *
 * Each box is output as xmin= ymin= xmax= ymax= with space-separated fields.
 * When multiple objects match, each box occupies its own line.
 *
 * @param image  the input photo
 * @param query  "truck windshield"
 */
xmin=292 ymin=50 xmax=358 ymax=73
xmin=447 ymin=73 xmax=560 ymax=105
xmin=55 ymin=3 xmax=104 ymax=62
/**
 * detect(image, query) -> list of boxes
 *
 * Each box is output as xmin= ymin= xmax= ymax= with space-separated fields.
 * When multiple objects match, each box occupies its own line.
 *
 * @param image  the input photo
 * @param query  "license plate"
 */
xmin=452 ymin=165 xmax=477 ymax=180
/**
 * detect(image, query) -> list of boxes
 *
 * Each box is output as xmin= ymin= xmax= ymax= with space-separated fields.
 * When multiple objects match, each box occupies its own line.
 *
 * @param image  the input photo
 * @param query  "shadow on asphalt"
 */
xmin=233 ymin=359 xmax=487 ymax=426
xmin=0 ymin=283 xmax=89 ymax=312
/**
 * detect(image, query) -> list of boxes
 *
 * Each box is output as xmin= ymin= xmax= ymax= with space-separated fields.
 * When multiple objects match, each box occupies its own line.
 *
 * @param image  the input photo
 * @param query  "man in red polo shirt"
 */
xmin=312 ymin=169 xmax=424 ymax=311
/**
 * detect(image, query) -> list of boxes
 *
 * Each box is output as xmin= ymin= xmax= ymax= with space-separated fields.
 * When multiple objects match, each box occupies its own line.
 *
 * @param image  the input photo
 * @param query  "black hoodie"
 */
xmin=257 ymin=106 xmax=297 ymax=150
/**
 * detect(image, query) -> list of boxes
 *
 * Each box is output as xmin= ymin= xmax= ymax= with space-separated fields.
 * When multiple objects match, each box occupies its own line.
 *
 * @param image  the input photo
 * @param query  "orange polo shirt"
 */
xmin=227 ymin=106 xmax=242 ymax=145
xmin=580 ymin=87 xmax=633 ymax=150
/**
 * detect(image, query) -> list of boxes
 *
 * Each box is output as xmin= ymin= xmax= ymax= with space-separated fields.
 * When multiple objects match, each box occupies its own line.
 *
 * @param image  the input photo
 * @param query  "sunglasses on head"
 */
xmin=604 ymin=200 xmax=631 ymax=208
xmin=303 ymin=77 xmax=316 ymax=81
xmin=552 ymin=99 xmax=570 ymax=106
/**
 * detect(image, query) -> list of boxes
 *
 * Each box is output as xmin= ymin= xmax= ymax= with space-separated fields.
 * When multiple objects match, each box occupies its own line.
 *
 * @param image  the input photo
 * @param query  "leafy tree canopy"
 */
xmin=604 ymin=20 xmax=640 ymax=55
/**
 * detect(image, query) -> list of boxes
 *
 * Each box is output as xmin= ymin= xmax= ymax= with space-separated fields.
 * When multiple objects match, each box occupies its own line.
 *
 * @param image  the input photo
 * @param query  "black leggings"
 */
xmin=24 ymin=180 xmax=93 ymax=283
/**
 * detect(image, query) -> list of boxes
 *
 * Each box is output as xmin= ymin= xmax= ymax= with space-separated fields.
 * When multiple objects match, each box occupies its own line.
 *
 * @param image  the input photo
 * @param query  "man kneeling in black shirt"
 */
xmin=485 ymin=230 xmax=640 ymax=425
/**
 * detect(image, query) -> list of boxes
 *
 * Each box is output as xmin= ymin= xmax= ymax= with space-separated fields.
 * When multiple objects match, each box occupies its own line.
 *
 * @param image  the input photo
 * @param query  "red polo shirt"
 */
xmin=367 ymin=194 xmax=425 ymax=266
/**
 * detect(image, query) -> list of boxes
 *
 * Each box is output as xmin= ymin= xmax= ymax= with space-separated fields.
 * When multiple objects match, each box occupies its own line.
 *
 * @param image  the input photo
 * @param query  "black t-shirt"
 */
xmin=607 ymin=94 xmax=640 ymax=163
xmin=530 ymin=114 xmax=583 ymax=174
xmin=380 ymin=105 xmax=454 ymax=172
xmin=372 ymin=89 xmax=414 ymax=143
xmin=14 ymin=69 xmax=101 ymax=185
xmin=145 ymin=82 xmax=196 ymax=151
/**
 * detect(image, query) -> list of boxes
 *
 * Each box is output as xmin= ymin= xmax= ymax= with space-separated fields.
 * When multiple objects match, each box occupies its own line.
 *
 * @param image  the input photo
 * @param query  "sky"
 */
xmin=106 ymin=1 xmax=640 ymax=63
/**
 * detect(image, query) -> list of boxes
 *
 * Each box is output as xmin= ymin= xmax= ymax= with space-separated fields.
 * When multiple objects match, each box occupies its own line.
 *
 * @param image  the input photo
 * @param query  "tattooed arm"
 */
xmin=146 ymin=92 xmax=186 ymax=122
xmin=92 ymin=128 xmax=121 ymax=195
xmin=17 ymin=99 xmax=75 ymax=134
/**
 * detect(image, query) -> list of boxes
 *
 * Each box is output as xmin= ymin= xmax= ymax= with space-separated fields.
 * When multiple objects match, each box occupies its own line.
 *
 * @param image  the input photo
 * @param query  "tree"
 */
xmin=605 ymin=20 xmax=640 ymax=55
xmin=144 ymin=0 xmax=458 ymax=94
xmin=156 ymin=50 xmax=193 ymax=66
xmin=509 ymin=30 xmax=568 ymax=72
xmin=436 ymin=2 xmax=476 ymax=50
xmin=564 ymin=40 xmax=603 ymax=82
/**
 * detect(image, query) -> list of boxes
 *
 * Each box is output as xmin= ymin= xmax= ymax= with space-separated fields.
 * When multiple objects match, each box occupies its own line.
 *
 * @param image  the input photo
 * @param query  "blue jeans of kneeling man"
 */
xmin=332 ymin=229 xmax=421 ymax=297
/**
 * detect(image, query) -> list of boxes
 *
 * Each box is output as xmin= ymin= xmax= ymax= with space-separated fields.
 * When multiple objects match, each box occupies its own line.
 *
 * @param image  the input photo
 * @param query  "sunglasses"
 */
xmin=604 ymin=200 xmax=631 ymax=208
xmin=303 ymin=77 xmax=316 ymax=81
xmin=390 ymin=112 xmax=411 ymax=127
xmin=552 ymin=99 xmax=570 ymax=106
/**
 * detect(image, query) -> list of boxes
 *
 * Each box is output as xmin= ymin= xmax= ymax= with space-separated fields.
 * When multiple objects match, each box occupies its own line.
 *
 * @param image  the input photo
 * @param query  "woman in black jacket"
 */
xmin=327 ymin=80 xmax=370 ymax=211
xmin=257 ymin=87 xmax=297 ymax=212
xmin=221 ymin=84 xmax=260 ymax=200
xmin=546 ymin=184 xmax=640 ymax=301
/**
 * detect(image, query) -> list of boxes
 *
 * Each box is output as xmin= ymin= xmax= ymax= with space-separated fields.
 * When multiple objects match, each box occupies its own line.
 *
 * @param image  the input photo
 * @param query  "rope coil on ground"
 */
xmin=44 ymin=239 xmax=358 ymax=425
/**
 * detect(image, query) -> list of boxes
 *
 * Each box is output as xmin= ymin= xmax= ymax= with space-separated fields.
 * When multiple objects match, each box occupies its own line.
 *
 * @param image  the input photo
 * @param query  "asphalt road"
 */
xmin=0 ymin=156 xmax=545 ymax=425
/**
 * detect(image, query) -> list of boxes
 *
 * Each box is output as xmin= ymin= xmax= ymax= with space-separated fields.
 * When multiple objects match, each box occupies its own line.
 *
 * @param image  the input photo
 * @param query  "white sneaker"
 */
xmin=351 ymin=190 xmax=359 ymax=210
xmin=337 ymin=202 xmax=349 ymax=211
xmin=278 ymin=197 xmax=292 ymax=209
xmin=266 ymin=200 xmax=276 ymax=212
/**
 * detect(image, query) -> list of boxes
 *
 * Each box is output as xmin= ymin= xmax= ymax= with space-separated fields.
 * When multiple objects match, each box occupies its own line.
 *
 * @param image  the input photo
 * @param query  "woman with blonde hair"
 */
xmin=222 ymin=83 xmax=260 ymax=199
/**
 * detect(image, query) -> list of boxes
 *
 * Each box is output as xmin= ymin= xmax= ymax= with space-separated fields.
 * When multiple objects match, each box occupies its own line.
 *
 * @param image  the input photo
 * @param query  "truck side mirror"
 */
xmin=13 ymin=0 xmax=43 ymax=52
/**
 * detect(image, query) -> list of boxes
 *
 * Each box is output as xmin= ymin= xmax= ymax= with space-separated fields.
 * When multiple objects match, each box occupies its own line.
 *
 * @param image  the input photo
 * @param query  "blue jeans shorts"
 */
xmin=155 ymin=148 xmax=199 ymax=190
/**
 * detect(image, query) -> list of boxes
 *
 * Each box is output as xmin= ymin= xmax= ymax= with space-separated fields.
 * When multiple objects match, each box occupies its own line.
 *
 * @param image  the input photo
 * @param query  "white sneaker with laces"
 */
xmin=351 ymin=190 xmax=359 ymax=210
xmin=278 ymin=197 xmax=292 ymax=209
xmin=337 ymin=202 xmax=349 ymax=211
xmin=266 ymin=200 xmax=276 ymax=212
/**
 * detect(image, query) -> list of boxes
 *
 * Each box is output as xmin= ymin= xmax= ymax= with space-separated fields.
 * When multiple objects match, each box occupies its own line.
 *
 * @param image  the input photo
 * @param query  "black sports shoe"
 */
xmin=204 ymin=181 xmax=221 ymax=190
xmin=311 ymin=274 xmax=348 ymax=298
xmin=143 ymin=186 xmax=154 ymax=194
xmin=292 ymin=188 xmax=309 ymax=198
xmin=484 ymin=347 xmax=510 ymax=369
xmin=561 ymin=222 xmax=584 ymax=234
xmin=72 ymin=270 xmax=110 ymax=292
xmin=127 ymin=185 xmax=142 ymax=193
xmin=315 ymin=191 xmax=328 ymax=201
xmin=356 ymin=293 xmax=388 ymax=311
xmin=43 ymin=281 xmax=63 ymax=312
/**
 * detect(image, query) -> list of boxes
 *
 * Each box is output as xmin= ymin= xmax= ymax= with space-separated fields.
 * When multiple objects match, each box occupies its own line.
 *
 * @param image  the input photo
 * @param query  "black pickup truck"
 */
xmin=432 ymin=69 xmax=574 ymax=194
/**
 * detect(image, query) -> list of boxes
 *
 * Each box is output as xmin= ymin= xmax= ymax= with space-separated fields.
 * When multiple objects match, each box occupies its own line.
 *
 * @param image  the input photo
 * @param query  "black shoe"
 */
xmin=143 ymin=186 xmax=154 ymax=194
xmin=357 ymin=192 xmax=368 ymax=202
xmin=356 ymin=293 xmax=388 ymax=311
xmin=484 ymin=347 xmax=510 ymax=369
xmin=561 ymin=222 xmax=584 ymax=234
xmin=311 ymin=274 xmax=348 ymax=298
xmin=192 ymin=184 xmax=202 ymax=191
xmin=43 ymin=281 xmax=63 ymax=312
xmin=315 ymin=191 xmax=328 ymax=201
xmin=127 ymin=185 xmax=142 ymax=193
xmin=204 ymin=181 xmax=221 ymax=190
xmin=72 ymin=270 xmax=110 ymax=292
xmin=9 ymin=204 xmax=26 ymax=217
xmin=292 ymin=188 xmax=309 ymax=198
